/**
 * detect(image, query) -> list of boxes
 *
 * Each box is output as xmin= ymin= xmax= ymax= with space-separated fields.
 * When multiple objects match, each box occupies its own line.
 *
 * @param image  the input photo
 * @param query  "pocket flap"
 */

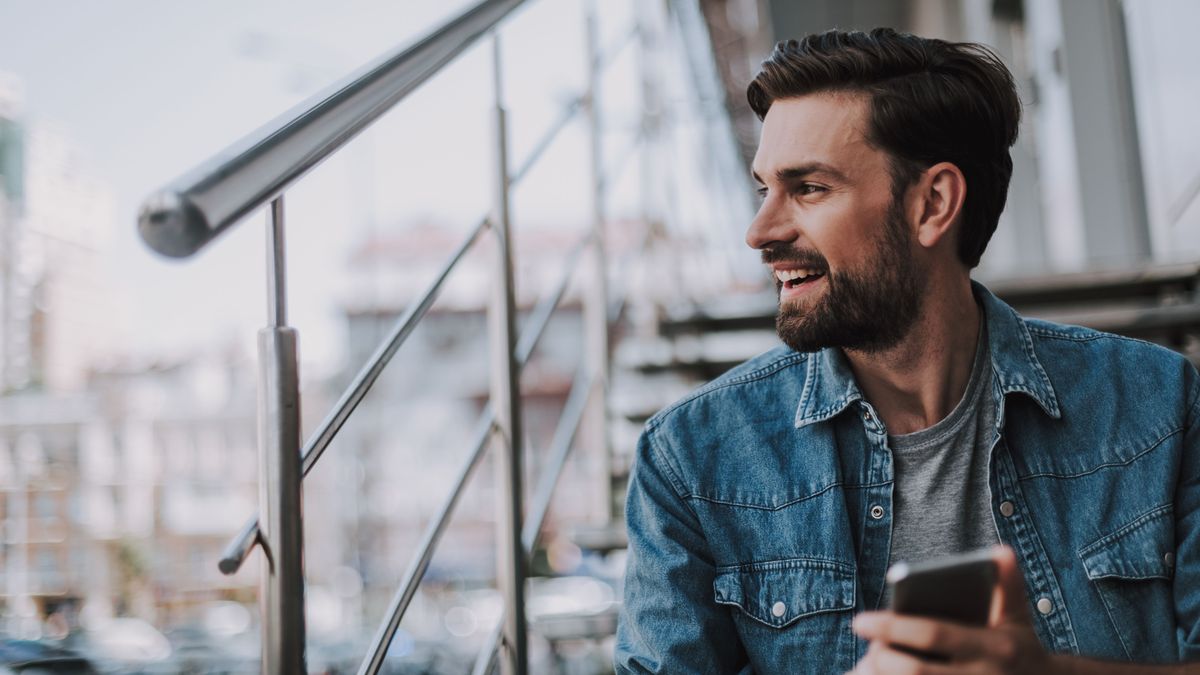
xmin=713 ymin=558 xmax=855 ymax=628
xmin=1079 ymin=506 xmax=1174 ymax=581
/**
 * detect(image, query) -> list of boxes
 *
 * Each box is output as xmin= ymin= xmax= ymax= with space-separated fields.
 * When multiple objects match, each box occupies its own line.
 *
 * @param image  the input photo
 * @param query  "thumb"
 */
xmin=990 ymin=545 xmax=1032 ymax=626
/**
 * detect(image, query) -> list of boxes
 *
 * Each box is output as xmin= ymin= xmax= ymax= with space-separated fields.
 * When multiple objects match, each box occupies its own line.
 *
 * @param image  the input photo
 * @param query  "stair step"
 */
xmin=982 ymin=262 xmax=1200 ymax=307
xmin=616 ymin=330 xmax=782 ymax=375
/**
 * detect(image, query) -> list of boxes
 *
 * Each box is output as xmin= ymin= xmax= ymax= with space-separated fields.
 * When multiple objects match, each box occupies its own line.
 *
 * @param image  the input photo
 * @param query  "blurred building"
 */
xmin=0 ymin=71 xmax=116 ymax=394
xmin=0 ymin=73 xmax=30 ymax=393
xmin=318 ymin=219 xmax=635 ymax=636
xmin=0 ymin=355 xmax=264 ymax=637
xmin=0 ymin=72 xmax=277 ymax=640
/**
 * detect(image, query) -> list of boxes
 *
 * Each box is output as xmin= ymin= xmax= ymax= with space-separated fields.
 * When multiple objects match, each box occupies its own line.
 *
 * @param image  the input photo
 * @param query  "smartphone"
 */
xmin=886 ymin=548 xmax=997 ymax=626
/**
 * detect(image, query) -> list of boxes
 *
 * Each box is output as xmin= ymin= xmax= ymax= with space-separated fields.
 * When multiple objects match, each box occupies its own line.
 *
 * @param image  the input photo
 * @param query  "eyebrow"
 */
xmin=751 ymin=162 xmax=849 ymax=185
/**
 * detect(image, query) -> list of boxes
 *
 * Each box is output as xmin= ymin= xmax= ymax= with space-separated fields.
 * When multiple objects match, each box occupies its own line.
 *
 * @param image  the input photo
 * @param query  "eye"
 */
xmin=797 ymin=183 xmax=827 ymax=196
xmin=755 ymin=185 xmax=768 ymax=198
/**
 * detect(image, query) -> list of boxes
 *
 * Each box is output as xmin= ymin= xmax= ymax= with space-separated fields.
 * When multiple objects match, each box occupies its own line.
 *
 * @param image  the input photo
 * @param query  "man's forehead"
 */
xmin=751 ymin=93 xmax=874 ymax=180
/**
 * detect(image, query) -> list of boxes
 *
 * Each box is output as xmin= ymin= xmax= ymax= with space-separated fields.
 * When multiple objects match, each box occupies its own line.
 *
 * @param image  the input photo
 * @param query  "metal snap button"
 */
xmin=772 ymin=601 xmax=786 ymax=618
xmin=870 ymin=505 xmax=885 ymax=519
xmin=1036 ymin=597 xmax=1053 ymax=615
xmin=1165 ymin=552 xmax=1176 ymax=567
xmin=999 ymin=501 xmax=1015 ymax=517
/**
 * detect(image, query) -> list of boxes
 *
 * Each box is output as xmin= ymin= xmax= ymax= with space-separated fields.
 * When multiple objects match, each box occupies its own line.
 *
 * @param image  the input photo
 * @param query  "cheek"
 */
xmin=805 ymin=215 xmax=864 ymax=264
xmin=816 ymin=201 xmax=892 ymax=262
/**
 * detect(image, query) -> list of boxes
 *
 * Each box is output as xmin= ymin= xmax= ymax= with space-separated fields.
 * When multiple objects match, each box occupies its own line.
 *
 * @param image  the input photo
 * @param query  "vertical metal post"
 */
xmin=487 ymin=34 xmax=529 ymax=675
xmin=636 ymin=2 xmax=660 ymax=237
xmin=258 ymin=196 xmax=307 ymax=675
xmin=583 ymin=0 xmax=614 ymax=524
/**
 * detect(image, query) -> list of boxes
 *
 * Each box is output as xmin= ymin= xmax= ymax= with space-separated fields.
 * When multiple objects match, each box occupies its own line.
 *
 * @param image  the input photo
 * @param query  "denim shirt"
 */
xmin=615 ymin=283 xmax=1200 ymax=673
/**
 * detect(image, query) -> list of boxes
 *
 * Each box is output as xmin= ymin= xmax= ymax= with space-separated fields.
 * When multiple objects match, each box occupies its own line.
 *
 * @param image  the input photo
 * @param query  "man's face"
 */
xmin=747 ymin=93 xmax=924 ymax=353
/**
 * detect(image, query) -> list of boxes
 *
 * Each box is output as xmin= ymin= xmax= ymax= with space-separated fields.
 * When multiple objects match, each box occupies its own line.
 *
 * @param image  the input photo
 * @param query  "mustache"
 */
xmin=760 ymin=244 xmax=829 ymax=271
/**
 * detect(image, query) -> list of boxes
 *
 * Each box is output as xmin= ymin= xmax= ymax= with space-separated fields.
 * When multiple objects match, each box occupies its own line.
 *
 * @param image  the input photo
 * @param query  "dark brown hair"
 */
xmin=747 ymin=28 xmax=1020 ymax=268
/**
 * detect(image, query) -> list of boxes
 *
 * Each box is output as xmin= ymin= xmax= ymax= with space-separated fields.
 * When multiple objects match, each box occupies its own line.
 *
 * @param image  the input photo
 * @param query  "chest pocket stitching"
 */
xmin=713 ymin=558 xmax=856 ymax=629
xmin=1078 ymin=503 xmax=1174 ymax=581
xmin=1076 ymin=504 xmax=1175 ymax=661
xmin=685 ymin=482 xmax=841 ymax=510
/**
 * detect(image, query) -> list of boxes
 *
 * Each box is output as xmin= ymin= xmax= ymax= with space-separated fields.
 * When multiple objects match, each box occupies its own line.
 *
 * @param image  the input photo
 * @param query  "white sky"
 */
xmin=0 ymin=0 xmax=649 ymax=374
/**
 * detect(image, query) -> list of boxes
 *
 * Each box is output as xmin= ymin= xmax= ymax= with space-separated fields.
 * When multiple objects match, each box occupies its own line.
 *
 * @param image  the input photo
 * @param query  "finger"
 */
xmin=853 ymin=612 xmax=995 ymax=660
xmin=845 ymin=641 xmax=879 ymax=675
xmin=871 ymin=643 xmax=961 ymax=675
xmin=991 ymin=545 xmax=1032 ymax=625
xmin=849 ymin=640 xmax=900 ymax=675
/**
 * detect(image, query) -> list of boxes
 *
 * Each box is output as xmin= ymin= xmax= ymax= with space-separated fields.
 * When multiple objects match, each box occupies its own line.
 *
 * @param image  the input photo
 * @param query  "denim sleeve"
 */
xmin=1177 ymin=370 xmax=1200 ymax=660
xmin=614 ymin=425 xmax=752 ymax=674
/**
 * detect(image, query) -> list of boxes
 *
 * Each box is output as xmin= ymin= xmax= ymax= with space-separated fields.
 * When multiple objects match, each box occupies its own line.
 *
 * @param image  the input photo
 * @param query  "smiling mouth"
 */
xmin=775 ymin=268 xmax=827 ymax=290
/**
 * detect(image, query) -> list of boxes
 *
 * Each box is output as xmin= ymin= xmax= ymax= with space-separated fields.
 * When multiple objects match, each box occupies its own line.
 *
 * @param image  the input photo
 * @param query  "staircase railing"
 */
xmin=136 ymin=0 xmax=659 ymax=673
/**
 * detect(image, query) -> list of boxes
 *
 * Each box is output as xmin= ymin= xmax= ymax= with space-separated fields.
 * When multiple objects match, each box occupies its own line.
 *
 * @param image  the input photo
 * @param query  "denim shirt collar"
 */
xmin=794 ymin=280 xmax=1061 ymax=429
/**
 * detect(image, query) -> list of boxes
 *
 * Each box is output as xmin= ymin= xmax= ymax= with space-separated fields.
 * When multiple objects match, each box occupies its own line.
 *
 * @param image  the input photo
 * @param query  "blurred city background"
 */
xmin=0 ymin=0 xmax=1198 ymax=672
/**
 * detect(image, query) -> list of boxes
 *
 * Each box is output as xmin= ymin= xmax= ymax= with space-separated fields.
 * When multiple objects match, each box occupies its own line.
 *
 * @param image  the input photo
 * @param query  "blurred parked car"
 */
xmin=0 ymin=639 xmax=98 ymax=674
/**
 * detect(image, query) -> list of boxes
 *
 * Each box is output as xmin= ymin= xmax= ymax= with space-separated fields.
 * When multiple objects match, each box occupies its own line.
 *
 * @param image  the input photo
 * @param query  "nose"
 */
xmin=745 ymin=195 xmax=798 ymax=251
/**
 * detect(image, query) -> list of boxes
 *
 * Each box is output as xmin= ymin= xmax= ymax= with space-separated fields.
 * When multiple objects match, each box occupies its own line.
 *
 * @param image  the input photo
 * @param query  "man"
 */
xmin=614 ymin=28 xmax=1200 ymax=673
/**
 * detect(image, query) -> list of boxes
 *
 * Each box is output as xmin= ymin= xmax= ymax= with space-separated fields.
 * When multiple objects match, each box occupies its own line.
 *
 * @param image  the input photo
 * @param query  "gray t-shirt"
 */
xmin=883 ymin=318 xmax=1000 ymax=602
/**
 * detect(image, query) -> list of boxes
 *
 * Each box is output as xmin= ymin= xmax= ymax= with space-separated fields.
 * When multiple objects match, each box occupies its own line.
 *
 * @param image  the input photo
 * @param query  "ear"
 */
xmin=911 ymin=162 xmax=966 ymax=250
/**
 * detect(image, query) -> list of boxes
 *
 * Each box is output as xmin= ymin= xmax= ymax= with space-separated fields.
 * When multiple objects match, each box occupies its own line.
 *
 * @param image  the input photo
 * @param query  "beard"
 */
xmin=768 ymin=199 xmax=924 ymax=354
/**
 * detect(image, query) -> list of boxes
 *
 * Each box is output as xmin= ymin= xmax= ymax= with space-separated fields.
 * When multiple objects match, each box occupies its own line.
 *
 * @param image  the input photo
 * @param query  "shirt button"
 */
xmin=862 ymin=410 xmax=872 ymax=422
xmin=999 ymin=501 xmax=1015 ymax=517
xmin=772 ymin=601 xmax=786 ymax=618
xmin=1165 ymin=552 xmax=1176 ymax=567
xmin=870 ymin=505 xmax=885 ymax=519
xmin=1036 ymin=597 xmax=1053 ymax=615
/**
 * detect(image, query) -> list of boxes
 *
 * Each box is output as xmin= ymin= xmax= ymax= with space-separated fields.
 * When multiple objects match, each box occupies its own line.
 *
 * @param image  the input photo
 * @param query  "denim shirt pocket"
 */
xmin=1079 ymin=505 xmax=1176 ymax=662
xmin=713 ymin=558 xmax=855 ymax=628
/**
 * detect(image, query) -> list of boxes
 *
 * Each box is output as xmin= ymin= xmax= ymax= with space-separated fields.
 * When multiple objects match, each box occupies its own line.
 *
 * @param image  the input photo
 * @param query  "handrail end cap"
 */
xmin=137 ymin=190 xmax=212 ymax=259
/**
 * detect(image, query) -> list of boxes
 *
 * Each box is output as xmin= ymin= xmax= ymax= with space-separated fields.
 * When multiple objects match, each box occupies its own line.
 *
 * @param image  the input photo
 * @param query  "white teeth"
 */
xmin=774 ymin=268 xmax=821 ymax=283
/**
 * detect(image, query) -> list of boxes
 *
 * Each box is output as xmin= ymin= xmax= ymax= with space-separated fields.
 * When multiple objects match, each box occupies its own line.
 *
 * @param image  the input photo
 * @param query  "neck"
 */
xmin=844 ymin=274 xmax=981 ymax=435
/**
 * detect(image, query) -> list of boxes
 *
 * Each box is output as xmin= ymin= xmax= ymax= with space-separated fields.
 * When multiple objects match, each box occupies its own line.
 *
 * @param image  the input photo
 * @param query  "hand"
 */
xmin=848 ymin=546 xmax=1056 ymax=674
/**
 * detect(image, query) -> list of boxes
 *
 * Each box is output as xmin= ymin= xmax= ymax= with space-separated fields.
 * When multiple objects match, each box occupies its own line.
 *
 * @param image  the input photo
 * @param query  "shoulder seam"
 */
xmin=642 ymin=424 xmax=690 ymax=498
xmin=1026 ymin=323 xmax=1190 ymax=362
xmin=641 ymin=424 xmax=705 ymax=523
xmin=1026 ymin=323 xmax=1156 ymax=348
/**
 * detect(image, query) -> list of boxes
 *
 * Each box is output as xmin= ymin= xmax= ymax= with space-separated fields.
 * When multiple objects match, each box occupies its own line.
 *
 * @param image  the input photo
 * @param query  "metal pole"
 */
xmin=487 ymin=33 xmax=529 ymax=675
xmin=258 ymin=196 xmax=307 ymax=674
xmin=632 ymin=0 xmax=665 ymax=348
xmin=637 ymin=1 xmax=661 ymax=239
xmin=583 ymin=0 xmax=614 ymax=524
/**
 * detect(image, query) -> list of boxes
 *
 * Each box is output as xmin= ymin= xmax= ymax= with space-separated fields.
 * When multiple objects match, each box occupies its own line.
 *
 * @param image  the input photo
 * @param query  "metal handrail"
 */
xmin=138 ymin=0 xmax=529 ymax=258
xmin=219 ymin=216 xmax=489 ymax=574
xmin=509 ymin=96 xmax=584 ymax=187
xmin=217 ymin=39 xmax=627 ymax=571
xmin=357 ymin=407 xmax=496 ymax=675
xmin=506 ymin=22 xmax=634 ymax=188
xmin=472 ymin=621 xmax=505 ymax=675
xmin=514 ymin=231 xmax=593 ymax=364
xmin=466 ymin=361 xmax=623 ymax=675
xmin=472 ymin=366 xmax=596 ymax=675
xmin=598 ymin=131 xmax=643 ymax=203
xmin=358 ymin=225 xmax=594 ymax=673
xmin=522 ymin=369 xmax=595 ymax=553
xmin=140 ymin=0 xmax=669 ymax=669
xmin=218 ymin=82 xmax=606 ymax=575
xmin=594 ymin=20 xmax=640 ymax=73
